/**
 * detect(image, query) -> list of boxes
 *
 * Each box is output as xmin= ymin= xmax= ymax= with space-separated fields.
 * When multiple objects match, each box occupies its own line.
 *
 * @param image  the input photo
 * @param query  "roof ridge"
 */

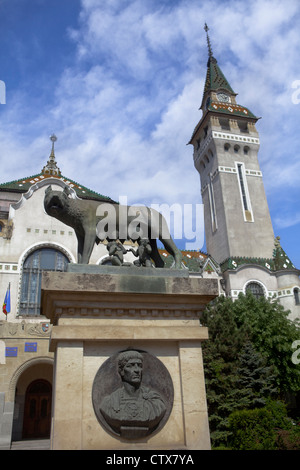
xmin=0 ymin=171 xmax=115 ymax=203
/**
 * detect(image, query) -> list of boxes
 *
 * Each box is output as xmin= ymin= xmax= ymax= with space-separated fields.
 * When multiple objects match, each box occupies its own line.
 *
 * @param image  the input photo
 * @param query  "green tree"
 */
xmin=228 ymin=408 xmax=276 ymax=450
xmin=232 ymin=292 xmax=300 ymax=393
xmin=234 ymin=341 xmax=278 ymax=409
xmin=201 ymin=296 xmax=247 ymax=446
xmin=201 ymin=293 xmax=300 ymax=447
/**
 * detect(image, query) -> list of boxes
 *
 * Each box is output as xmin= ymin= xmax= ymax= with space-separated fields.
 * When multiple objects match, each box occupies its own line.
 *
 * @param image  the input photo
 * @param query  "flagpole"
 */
xmin=7 ymin=283 xmax=10 ymax=321
xmin=6 ymin=283 xmax=9 ymax=321
xmin=3 ymin=283 xmax=10 ymax=321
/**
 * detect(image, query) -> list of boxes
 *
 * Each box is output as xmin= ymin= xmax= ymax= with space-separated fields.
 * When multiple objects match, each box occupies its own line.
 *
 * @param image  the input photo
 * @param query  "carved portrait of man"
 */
xmin=99 ymin=350 xmax=167 ymax=438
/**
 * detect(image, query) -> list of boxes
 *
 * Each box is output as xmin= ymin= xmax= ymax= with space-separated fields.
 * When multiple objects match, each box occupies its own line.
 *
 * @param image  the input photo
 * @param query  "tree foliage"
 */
xmin=228 ymin=408 xmax=276 ymax=450
xmin=234 ymin=341 xmax=278 ymax=409
xmin=201 ymin=292 xmax=300 ymax=447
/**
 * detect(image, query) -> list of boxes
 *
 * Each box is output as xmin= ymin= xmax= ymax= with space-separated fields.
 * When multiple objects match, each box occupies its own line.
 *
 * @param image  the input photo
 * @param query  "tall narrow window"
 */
xmin=236 ymin=163 xmax=253 ymax=222
xmin=208 ymin=173 xmax=218 ymax=232
xmin=237 ymin=164 xmax=248 ymax=210
xmin=294 ymin=288 xmax=300 ymax=305
xmin=20 ymin=247 xmax=69 ymax=316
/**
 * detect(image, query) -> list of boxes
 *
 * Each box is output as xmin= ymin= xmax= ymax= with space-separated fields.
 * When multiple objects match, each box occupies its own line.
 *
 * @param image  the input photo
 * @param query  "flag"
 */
xmin=3 ymin=284 xmax=11 ymax=315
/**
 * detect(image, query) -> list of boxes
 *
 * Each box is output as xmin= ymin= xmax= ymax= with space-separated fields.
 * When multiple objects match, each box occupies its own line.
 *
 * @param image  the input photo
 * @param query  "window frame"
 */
xmin=245 ymin=281 xmax=266 ymax=299
xmin=235 ymin=161 xmax=254 ymax=222
xmin=19 ymin=246 xmax=70 ymax=316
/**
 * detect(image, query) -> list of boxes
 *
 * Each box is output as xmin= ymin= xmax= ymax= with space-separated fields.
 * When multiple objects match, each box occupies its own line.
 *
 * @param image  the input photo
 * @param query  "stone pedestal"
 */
xmin=41 ymin=266 xmax=218 ymax=450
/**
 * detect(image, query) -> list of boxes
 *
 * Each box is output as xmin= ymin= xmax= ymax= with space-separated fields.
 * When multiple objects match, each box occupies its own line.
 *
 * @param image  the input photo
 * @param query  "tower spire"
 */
xmin=41 ymin=134 xmax=61 ymax=176
xmin=200 ymin=23 xmax=238 ymax=107
xmin=204 ymin=23 xmax=213 ymax=60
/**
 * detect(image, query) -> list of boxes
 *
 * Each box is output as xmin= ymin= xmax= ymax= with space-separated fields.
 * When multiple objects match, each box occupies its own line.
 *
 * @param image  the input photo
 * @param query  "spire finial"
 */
xmin=204 ymin=23 xmax=213 ymax=59
xmin=41 ymin=134 xmax=61 ymax=176
xmin=50 ymin=134 xmax=57 ymax=157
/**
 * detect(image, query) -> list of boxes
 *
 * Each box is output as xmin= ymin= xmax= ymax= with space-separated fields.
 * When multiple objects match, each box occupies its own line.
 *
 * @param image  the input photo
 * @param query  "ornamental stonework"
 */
xmin=92 ymin=349 xmax=173 ymax=440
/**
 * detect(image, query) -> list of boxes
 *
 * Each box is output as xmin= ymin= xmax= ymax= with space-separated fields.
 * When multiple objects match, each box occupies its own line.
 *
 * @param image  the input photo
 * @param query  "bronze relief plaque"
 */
xmin=92 ymin=349 xmax=174 ymax=440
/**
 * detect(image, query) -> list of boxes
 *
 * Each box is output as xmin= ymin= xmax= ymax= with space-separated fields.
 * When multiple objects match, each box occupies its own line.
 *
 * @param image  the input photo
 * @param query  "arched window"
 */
xmin=20 ymin=247 xmax=69 ymax=316
xmin=294 ymin=288 xmax=300 ymax=305
xmin=246 ymin=281 xmax=265 ymax=299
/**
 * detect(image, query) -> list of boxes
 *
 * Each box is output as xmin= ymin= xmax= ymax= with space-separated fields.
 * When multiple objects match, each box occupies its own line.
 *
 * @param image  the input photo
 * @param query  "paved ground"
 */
xmin=10 ymin=439 xmax=51 ymax=450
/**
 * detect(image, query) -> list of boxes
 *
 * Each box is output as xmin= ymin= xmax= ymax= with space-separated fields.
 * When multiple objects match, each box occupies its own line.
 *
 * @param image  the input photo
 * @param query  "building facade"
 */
xmin=0 ymin=31 xmax=299 ymax=448
xmin=0 ymin=139 xmax=117 ymax=448
xmin=0 ymin=136 xmax=218 ymax=448
xmin=188 ymin=27 xmax=300 ymax=320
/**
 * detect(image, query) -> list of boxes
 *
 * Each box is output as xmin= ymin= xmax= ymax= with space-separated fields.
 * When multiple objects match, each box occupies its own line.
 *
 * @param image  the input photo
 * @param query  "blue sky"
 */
xmin=0 ymin=0 xmax=300 ymax=267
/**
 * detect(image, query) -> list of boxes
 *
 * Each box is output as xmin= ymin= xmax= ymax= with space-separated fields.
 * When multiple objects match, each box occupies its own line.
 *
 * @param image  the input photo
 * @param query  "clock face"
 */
xmin=217 ymin=93 xmax=230 ymax=103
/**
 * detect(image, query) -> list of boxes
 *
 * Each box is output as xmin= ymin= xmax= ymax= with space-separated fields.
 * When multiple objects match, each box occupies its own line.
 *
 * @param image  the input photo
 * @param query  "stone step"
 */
xmin=11 ymin=439 xmax=50 ymax=450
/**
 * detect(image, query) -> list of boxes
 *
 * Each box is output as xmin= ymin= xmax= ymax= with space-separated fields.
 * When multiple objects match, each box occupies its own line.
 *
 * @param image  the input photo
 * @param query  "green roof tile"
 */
xmin=273 ymin=237 xmax=297 ymax=271
xmin=0 ymin=172 xmax=116 ymax=203
xmin=220 ymin=238 xmax=298 ymax=273
xmin=204 ymin=56 xmax=235 ymax=95
xmin=207 ymin=100 xmax=257 ymax=119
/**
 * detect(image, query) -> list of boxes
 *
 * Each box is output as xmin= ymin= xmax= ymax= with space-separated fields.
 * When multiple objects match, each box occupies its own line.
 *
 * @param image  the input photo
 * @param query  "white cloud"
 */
xmin=274 ymin=212 xmax=300 ymax=229
xmin=1 ymin=0 xmax=300 ymax=256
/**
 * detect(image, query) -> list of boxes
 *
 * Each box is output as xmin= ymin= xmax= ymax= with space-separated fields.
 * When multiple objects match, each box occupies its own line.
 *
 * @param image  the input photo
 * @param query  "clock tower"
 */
xmin=189 ymin=25 xmax=275 ymax=265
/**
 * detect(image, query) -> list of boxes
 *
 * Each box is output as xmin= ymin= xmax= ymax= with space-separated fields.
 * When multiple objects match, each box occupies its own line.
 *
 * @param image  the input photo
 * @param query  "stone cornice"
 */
xmin=41 ymin=270 xmax=218 ymax=325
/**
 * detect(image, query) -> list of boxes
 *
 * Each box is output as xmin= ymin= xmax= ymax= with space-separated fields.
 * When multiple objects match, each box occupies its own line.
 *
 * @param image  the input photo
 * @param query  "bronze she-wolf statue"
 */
xmin=44 ymin=186 xmax=182 ymax=268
